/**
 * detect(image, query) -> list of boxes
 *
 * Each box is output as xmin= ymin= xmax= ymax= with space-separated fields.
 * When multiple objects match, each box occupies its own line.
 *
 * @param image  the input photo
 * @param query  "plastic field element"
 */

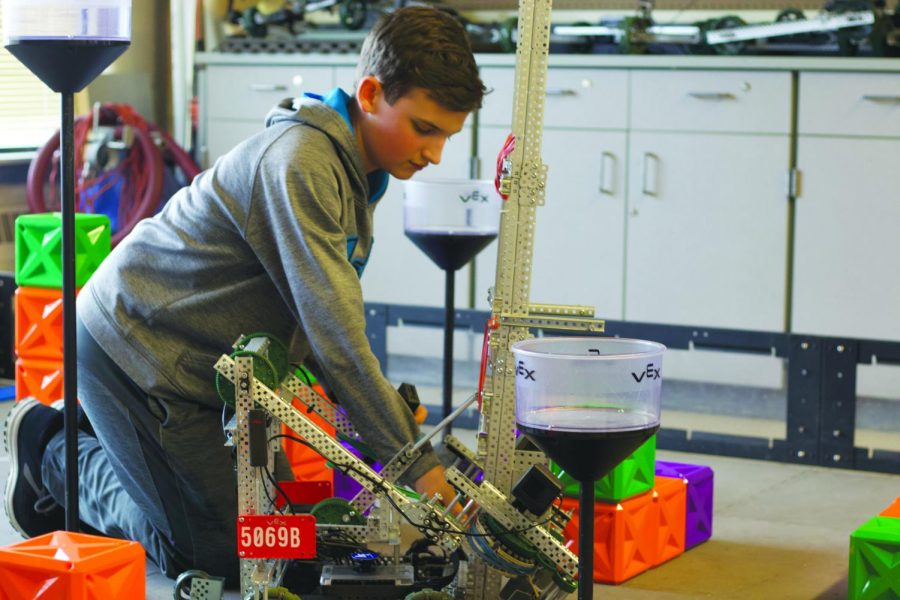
xmin=15 ymin=212 xmax=110 ymax=288
xmin=881 ymin=497 xmax=900 ymax=518
xmin=652 ymin=476 xmax=687 ymax=566
xmin=282 ymin=383 xmax=335 ymax=483
xmin=849 ymin=516 xmax=900 ymax=599
xmin=0 ymin=530 xmax=145 ymax=600
xmin=15 ymin=286 xmax=81 ymax=361
xmin=560 ymin=491 xmax=656 ymax=584
xmin=552 ymin=434 xmax=656 ymax=502
xmin=15 ymin=358 xmax=63 ymax=405
xmin=655 ymin=460 xmax=715 ymax=549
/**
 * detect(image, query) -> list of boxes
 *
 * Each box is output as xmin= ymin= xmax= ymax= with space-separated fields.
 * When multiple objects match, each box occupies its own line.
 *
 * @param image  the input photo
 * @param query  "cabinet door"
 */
xmin=625 ymin=132 xmax=790 ymax=332
xmin=476 ymin=126 xmax=627 ymax=319
xmin=793 ymin=136 xmax=900 ymax=341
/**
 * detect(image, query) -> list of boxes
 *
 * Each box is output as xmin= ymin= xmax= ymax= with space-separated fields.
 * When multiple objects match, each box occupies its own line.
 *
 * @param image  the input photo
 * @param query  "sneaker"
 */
xmin=50 ymin=399 xmax=95 ymax=437
xmin=4 ymin=398 xmax=66 ymax=538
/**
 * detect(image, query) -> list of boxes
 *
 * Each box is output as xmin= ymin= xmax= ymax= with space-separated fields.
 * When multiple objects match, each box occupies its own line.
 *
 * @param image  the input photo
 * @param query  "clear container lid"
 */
xmin=3 ymin=0 xmax=132 ymax=43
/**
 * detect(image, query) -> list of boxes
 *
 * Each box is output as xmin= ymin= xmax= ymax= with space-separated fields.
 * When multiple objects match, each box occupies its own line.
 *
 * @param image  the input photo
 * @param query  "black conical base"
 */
xmin=5 ymin=39 xmax=129 ymax=93
xmin=405 ymin=230 xmax=497 ymax=271
xmin=519 ymin=424 xmax=659 ymax=482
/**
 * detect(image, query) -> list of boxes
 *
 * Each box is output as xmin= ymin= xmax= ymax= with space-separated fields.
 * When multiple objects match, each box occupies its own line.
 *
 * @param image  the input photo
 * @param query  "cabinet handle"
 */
xmin=642 ymin=152 xmax=659 ymax=197
xmin=688 ymin=92 xmax=736 ymax=101
xmin=862 ymin=94 xmax=900 ymax=104
xmin=545 ymin=88 xmax=577 ymax=97
xmin=599 ymin=151 xmax=617 ymax=195
xmin=249 ymin=83 xmax=289 ymax=92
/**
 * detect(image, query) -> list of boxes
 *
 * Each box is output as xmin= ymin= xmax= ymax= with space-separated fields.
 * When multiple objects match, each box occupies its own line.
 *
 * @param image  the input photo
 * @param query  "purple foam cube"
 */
xmin=655 ymin=460 xmax=714 ymax=549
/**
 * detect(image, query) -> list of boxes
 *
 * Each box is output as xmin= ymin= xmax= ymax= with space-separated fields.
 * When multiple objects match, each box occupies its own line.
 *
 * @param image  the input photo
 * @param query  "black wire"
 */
xmin=270 ymin=433 xmax=558 ymax=539
xmin=262 ymin=464 xmax=294 ymax=515
xmin=257 ymin=466 xmax=281 ymax=513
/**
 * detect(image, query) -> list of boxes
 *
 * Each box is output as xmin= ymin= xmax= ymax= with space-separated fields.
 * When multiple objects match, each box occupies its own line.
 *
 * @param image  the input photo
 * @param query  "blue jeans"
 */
xmin=41 ymin=320 xmax=243 ymax=584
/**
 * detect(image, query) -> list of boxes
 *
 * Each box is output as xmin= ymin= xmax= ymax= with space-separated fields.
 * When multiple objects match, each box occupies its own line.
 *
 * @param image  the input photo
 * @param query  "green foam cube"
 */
xmin=849 ymin=515 xmax=900 ymax=599
xmin=551 ymin=434 xmax=656 ymax=502
xmin=15 ymin=213 xmax=111 ymax=288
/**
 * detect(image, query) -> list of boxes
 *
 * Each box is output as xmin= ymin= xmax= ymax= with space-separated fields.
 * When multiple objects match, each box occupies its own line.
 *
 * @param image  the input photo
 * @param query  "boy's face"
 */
xmin=357 ymin=78 xmax=469 ymax=179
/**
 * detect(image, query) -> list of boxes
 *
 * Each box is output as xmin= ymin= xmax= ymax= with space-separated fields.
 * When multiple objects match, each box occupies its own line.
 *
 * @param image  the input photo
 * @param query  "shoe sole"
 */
xmin=4 ymin=398 xmax=39 ymax=538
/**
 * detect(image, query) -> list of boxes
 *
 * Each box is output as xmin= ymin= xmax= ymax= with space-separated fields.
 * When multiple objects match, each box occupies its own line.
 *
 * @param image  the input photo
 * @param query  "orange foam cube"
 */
xmin=15 ymin=286 xmax=80 ymax=361
xmin=561 ymin=491 xmax=657 ymax=584
xmin=0 ymin=531 xmax=145 ymax=599
xmin=881 ymin=497 xmax=900 ymax=518
xmin=653 ymin=475 xmax=687 ymax=566
xmin=15 ymin=358 xmax=63 ymax=405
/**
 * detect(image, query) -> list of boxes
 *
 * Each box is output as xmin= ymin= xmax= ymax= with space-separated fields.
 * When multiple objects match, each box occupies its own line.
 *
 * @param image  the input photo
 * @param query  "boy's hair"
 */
xmin=357 ymin=7 xmax=486 ymax=113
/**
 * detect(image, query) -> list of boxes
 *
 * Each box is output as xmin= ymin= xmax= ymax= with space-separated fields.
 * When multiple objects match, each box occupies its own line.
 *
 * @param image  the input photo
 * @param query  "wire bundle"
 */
xmin=27 ymin=103 xmax=201 ymax=246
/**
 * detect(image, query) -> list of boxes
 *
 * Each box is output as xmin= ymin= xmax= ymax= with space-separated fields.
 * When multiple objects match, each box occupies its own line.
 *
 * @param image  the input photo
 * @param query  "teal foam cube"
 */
xmin=849 ymin=516 xmax=900 ymax=599
xmin=551 ymin=434 xmax=656 ymax=502
xmin=15 ymin=213 xmax=111 ymax=288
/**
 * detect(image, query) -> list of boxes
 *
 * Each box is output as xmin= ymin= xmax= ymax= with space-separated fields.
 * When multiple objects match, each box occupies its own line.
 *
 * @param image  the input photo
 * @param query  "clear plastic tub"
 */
xmin=3 ymin=0 xmax=132 ymax=42
xmin=511 ymin=337 xmax=665 ymax=482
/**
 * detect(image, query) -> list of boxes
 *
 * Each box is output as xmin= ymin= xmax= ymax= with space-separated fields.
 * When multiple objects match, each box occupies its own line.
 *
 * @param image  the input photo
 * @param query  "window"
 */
xmin=0 ymin=10 xmax=60 ymax=152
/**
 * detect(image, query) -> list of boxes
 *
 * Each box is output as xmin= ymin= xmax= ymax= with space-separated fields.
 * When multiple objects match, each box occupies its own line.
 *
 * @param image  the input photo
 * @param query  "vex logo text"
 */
xmin=460 ymin=190 xmax=490 ymax=203
xmin=631 ymin=363 xmax=661 ymax=383
xmin=516 ymin=360 xmax=536 ymax=381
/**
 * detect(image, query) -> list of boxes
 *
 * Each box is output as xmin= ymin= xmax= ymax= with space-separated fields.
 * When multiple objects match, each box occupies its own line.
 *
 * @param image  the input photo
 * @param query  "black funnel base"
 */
xmin=5 ymin=39 xmax=129 ymax=94
xmin=405 ymin=230 xmax=497 ymax=271
xmin=519 ymin=424 xmax=659 ymax=483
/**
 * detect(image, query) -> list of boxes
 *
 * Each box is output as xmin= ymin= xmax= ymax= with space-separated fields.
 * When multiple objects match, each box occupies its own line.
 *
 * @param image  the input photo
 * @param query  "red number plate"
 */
xmin=237 ymin=515 xmax=316 ymax=559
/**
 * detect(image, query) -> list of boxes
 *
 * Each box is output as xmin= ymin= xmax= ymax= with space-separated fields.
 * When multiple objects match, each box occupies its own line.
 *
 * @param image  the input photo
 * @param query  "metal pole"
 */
xmin=60 ymin=91 xmax=79 ymax=533
xmin=443 ymin=268 xmax=455 ymax=439
xmin=578 ymin=481 xmax=594 ymax=600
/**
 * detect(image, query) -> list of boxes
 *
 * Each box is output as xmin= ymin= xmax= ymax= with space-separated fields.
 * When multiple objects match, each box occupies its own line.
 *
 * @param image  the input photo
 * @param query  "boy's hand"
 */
xmin=414 ymin=464 xmax=460 ymax=516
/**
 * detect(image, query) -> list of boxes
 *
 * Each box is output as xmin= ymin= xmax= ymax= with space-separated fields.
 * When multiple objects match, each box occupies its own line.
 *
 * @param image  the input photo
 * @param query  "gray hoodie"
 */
xmin=78 ymin=91 xmax=438 ymax=483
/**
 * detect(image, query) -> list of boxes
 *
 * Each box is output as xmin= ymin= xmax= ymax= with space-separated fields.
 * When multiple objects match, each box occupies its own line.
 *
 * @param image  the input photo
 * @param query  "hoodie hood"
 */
xmin=265 ymin=88 xmax=389 ymax=205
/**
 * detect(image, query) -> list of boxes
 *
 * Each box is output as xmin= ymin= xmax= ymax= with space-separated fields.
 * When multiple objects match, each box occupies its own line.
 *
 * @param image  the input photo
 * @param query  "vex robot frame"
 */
xmin=210 ymin=0 xmax=610 ymax=598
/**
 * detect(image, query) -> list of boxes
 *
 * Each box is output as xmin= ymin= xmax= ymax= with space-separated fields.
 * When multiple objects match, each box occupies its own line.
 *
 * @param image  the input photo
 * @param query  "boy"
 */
xmin=4 ymin=6 xmax=485 ymax=585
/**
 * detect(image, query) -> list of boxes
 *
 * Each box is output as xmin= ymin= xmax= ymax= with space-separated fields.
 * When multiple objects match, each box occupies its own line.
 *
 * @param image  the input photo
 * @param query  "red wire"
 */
xmin=477 ymin=317 xmax=501 ymax=411
xmin=495 ymin=133 xmax=516 ymax=200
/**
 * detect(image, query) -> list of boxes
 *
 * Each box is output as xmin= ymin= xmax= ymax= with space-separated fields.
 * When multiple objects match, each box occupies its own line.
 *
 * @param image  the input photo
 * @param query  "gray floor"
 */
xmin=1 ymin=393 xmax=898 ymax=599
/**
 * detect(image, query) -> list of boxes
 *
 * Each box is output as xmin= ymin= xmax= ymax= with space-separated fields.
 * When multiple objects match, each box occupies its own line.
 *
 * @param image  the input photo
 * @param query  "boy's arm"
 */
xmin=248 ymin=131 xmax=439 ymax=484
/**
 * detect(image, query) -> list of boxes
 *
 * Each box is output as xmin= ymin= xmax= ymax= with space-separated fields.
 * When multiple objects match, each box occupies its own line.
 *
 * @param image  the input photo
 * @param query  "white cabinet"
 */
xmin=625 ymin=70 xmax=792 ymax=332
xmin=793 ymin=72 xmax=900 ymax=342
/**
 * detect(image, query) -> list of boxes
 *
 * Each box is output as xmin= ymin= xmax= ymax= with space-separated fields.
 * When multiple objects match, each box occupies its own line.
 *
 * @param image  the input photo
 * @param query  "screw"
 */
xmin=833 ymin=454 xmax=841 ymax=462
xmin=833 ymin=430 xmax=841 ymax=437
xmin=797 ymin=426 xmax=805 ymax=433
xmin=797 ymin=450 xmax=806 ymax=458
xmin=836 ymin=344 xmax=845 ymax=353
xmin=801 ymin=368 xmax=808 ymax=376
xmin=801 ymin=342 xmax=809 ymax=350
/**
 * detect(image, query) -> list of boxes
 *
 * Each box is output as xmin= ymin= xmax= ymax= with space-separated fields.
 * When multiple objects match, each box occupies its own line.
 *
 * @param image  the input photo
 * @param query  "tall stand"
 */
xmin=60 ymin=91 xmax=79 ymax=532
xmin=578 ymin=481 xmax=595 ymax=600
xmin=442 ymin=268 xmax=455 ymax=439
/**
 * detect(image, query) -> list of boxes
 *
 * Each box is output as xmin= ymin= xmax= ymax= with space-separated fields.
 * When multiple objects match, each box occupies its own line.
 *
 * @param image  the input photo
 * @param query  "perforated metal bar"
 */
xmin=279 ymin=372 xmax=360 ymax=439
xmin=234 ymin=356 xmax=261 ymax=596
